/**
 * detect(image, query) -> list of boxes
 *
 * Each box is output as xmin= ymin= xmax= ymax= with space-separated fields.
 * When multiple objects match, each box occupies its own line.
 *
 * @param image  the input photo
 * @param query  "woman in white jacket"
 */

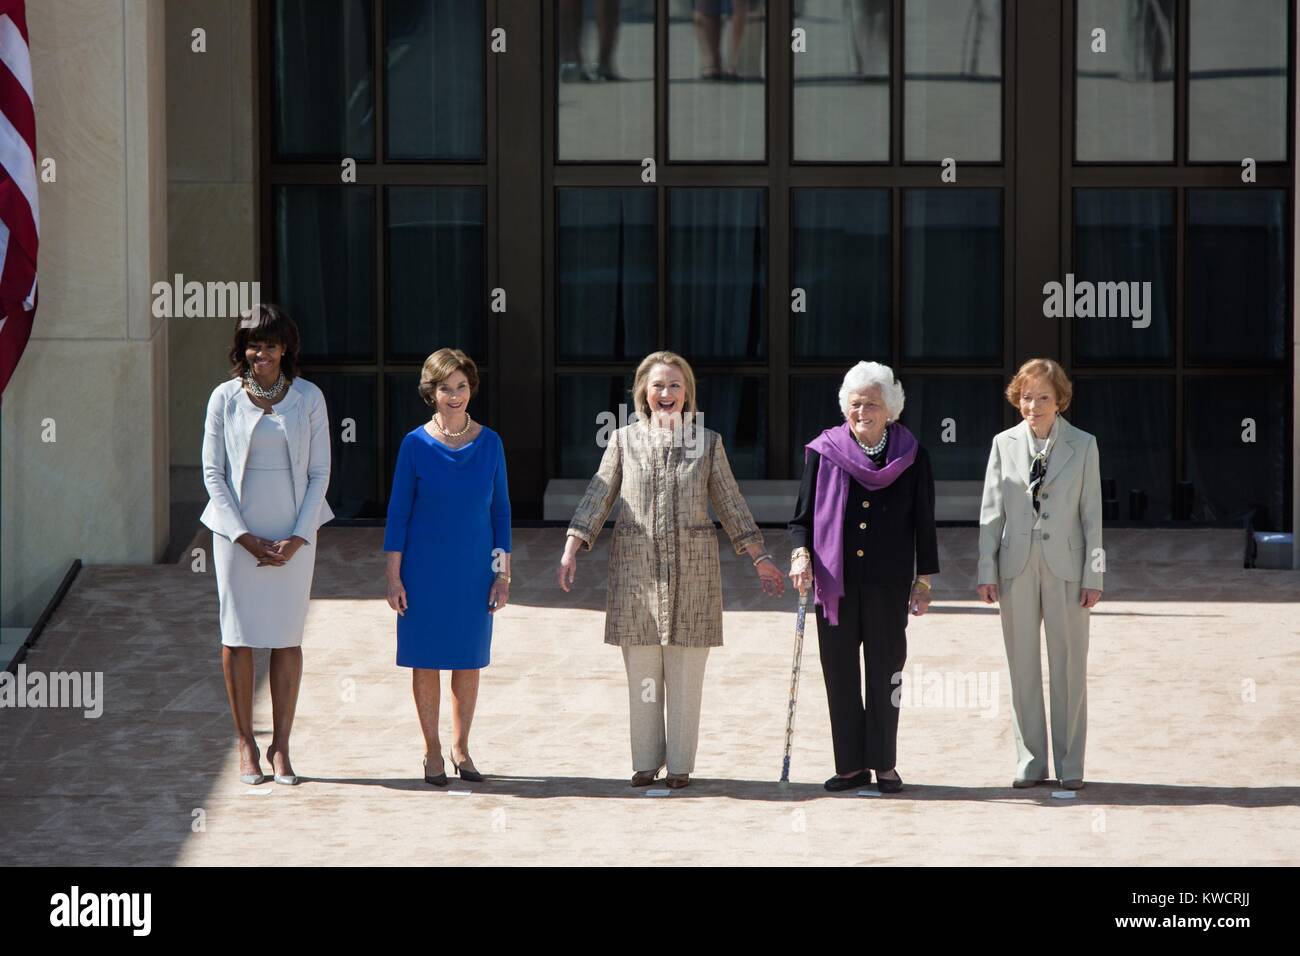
xmin=201 ymin=304 xmax=334 ymax=786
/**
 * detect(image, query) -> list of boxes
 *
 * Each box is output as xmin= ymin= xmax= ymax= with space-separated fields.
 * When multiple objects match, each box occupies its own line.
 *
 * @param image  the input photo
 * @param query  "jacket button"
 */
xmin=856 ymin=549 xmax=864 ymax=557
xmin=862 ymin=500 xmax=870 ymax=508
xmin=1042 ymin=512 xmax=1050 ymax=519
xmin=1042 ymin=532 xmax=1051 ymax=540
xmin=1042 ymin=492 xmax=1050 ymax=499
xmin=859 ymin=522 xmax=867 ymax=530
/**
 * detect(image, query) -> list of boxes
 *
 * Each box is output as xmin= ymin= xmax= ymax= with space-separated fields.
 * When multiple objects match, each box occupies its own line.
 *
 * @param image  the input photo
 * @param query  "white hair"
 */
xmin=838 ymin=361 xmax=905 ymax=420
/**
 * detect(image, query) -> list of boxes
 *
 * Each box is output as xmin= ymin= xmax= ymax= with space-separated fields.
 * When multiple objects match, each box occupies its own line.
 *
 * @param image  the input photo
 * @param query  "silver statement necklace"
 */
xmin=855 ymin=429 xmax=888 ymax=458
xmin=244 ymin=369 xmax=287 ymax=400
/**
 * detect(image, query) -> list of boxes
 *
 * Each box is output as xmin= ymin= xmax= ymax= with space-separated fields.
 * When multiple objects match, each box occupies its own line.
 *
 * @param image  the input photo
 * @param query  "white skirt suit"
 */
xmin=977 ymin=416 xmax=1104 ymax=783
xmin=200 ymin=377 xmax=335 ymax=648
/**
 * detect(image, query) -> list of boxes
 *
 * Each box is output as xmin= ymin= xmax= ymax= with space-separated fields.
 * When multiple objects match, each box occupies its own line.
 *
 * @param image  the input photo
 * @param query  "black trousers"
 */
xmin=815 ymin=582 xmax=911 ymax=774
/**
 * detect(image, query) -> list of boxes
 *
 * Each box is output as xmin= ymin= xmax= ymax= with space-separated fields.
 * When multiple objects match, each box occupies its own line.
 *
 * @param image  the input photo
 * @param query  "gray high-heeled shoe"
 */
xmin=239 ymin=745 xmax=266 ymax=785
xmin=267 ymin=747 xmax=299 ymax=785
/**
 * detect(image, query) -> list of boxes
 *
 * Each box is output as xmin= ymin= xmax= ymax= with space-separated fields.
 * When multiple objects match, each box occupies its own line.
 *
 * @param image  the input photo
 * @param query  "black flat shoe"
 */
xmin=876 ymin=772 xmax=903 ymax=794
xmin=449 ymin=753 xmax=484 ymax=783
xmin=824 ymin=770 xmax=871 ymax=792
xmin=423 ymin=756 xmax=447 ymax=787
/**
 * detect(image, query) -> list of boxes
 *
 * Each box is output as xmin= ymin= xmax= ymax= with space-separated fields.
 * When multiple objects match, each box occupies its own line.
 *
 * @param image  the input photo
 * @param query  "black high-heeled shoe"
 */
xmin=449 ymin=752 xmax=484 ymax=783
xmin=423 ymin=755 xmax=448 ymax=787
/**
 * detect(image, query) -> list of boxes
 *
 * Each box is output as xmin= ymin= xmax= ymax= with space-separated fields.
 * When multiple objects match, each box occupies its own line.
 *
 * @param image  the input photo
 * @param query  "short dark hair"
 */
xmin=228 ymin=303 xmax=302 ymax=381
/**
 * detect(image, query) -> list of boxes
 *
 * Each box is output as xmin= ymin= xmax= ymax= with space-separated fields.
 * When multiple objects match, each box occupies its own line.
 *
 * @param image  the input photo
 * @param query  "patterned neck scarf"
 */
xmin=1027 ymin=418 xmax=1057 ymax=514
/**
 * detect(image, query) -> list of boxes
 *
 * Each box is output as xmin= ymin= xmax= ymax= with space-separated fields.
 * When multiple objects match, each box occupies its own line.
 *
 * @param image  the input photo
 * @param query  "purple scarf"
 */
xmin=806 ymin=421 xmax=918 ymax=625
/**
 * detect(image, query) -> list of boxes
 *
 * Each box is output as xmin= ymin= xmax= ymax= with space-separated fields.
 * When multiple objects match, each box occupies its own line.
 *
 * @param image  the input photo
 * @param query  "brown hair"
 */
xmin=632 ymin=350 xmax=698 ymax=421
xmin=1006 ymin=358 xmax=1073 ymax=413
xmin=228 ymin=303 xmax=301 ymax=381
xmin=418 ymin=348 xmax=480 ymax=407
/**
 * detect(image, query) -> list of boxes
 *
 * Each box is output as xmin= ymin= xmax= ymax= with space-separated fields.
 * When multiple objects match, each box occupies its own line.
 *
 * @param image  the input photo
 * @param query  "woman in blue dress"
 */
xmin=384 ymin=348 xmax=511 ymax=787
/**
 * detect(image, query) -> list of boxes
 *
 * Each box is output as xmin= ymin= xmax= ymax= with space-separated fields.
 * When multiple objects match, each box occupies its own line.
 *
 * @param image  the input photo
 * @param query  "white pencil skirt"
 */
xmin=213 ymin=466 xmax=315 ymax=649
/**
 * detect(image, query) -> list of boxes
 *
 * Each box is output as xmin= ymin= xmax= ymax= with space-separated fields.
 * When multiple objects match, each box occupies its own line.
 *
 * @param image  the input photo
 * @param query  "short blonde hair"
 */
xmin=632 ymin=351 xmax=698 ymax=421
xmin=418 ymin=348 xmax=480 ymax=407
xmin=1006 ymin=358 xmax=1072 ymax=413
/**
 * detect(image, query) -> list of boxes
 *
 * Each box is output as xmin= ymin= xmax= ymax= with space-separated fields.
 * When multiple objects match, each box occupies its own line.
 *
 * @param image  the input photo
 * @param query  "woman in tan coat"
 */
xmin=558 ymin=351 xmax=785 ymax=789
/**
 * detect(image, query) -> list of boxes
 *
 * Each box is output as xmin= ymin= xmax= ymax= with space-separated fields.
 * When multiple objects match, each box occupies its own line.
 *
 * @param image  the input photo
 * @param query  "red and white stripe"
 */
xmin=0 ymin=0 xmax=37 ymax=398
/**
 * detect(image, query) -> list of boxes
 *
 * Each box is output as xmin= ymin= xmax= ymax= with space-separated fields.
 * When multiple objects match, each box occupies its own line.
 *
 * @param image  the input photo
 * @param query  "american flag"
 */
xmin=0 ymin=0 xmax=37 ymax=399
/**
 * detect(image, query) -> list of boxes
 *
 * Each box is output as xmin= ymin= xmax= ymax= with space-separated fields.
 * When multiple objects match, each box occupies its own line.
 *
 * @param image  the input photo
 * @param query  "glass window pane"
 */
xmin=1072 ymin=189 xmax=1175 ymax=365
xmin=557 ymin=0 xmax=655 ymax=160
xmin=668 ymin=2 xmax=766 ymax=160
xmin=1075 ymin=0 xmax=1175 ymax=162
xmin=557 ymin=188 xmax=658 ymax=361
xmin=696 ymin=374 xmax=767 ymax=478
xmin=386 ymin=187 xmax=486 ymax=362
xmin=312 ymin=372 xmax=378 ymax=518
xmin=668 ymin=188 xmax=767 ymax=361
xmin=1186 ymin=190 xmax=1287 ymax=364
xmin=385 ymin=0 xmax=485 ymax=160
xmin=273 ymin=0 xmax=374 ymax=160
xmin=793 ymin=0 xmax=890 ymax=161
xmin=899 ymin=376 xmax=1003 ymax=480
xmin=1070 ymin=377 xmax=1175 ymax=523
xmin=792 ymin=189 xmax=890 ymax=362
xmin=1189 ymin=0 xmax=1289 ymax=162
xmin=901 ymin=189 xmax=1002 ymax=363
xmin=1184 ymin=375 xmax=1287 ymax=525
xmin=790 ymin=376 xmax=842 ymax=476
xmin=274 ymin=186 xmax=376 ymax=361
xmin=904 ymin=0 xmax=1002 ymax=162
xmin=557 ymin=373 xmax=633 ymax=478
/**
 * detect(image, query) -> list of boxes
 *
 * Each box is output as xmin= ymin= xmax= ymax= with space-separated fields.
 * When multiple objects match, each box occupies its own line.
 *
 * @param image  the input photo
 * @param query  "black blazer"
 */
xmin=788 ymin=445 xmax=940 ymax=591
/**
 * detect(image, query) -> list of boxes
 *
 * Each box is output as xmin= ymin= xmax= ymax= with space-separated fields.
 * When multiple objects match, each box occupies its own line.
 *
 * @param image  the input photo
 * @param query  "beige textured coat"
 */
xmin=567 ymin=419 xmax=765 ymax=647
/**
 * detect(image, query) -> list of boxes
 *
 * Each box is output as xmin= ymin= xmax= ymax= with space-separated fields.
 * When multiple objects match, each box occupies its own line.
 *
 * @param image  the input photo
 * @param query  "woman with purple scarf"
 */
xmin=788 ymin=362 xmax=939 ymax=793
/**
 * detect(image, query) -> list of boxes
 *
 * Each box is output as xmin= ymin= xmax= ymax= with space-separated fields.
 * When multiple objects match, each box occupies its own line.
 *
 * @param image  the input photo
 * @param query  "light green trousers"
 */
xmin=999 ymin=534 xmax=1091 ymax=782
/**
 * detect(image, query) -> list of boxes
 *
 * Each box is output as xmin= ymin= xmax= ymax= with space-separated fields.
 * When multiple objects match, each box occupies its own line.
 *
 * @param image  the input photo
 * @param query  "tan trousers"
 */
xmin=999 ymin=533 xmax=1090 ymax=782
xmin=621 ymin=644 xmax=710 ymax=775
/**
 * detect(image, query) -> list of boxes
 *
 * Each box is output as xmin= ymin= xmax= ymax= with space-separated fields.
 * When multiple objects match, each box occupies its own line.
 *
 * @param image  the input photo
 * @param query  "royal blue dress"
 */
xmin=384 ymin=425 xmax=511 ymax=669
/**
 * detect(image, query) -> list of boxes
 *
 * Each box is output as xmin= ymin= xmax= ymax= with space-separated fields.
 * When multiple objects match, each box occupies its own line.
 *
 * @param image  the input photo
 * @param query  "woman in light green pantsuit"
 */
xmin=977 ymin=359 xmax=1103 ymax=791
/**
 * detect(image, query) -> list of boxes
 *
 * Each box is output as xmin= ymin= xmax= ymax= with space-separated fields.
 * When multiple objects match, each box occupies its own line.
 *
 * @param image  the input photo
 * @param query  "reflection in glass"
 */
xmin=904 ymin=0 xmax=1002 ymax=161
xmin=386 ymin=187 xmax=486 ymax=361
xmin=1186 ymin=190 xmax=1287 ymax=364
xmin=273 ymin=0 xmax=374 ymax=160
xmin=669 ymin=1 xmax=766 ymax=160
xmin=1075 ymin=0 xmax=1175 ymax=162
xmin=385 ymin=0 xmax=485 ymax=160
xmin=695 ymin=375 xmax=767 ymax=478
xmin=793 ymin=0 xmax=890 ymax=161
xmin=1184 ymin=376 xmax=1286 ymax=525
xmin=899 ymin=376 xmax=1003 ymax=480
xmin=1070 ymin=377 xmax=1174 ymax=523
xmin=557 ymin=0 xmax=655 ymax=160
xmin=1189 ymin=0 xmax=1288 ymax=162
xmin=557 ymin=189 xmax=657 ymax=361
xmin=312 ymin=372 xmax=378 ymax=518
xmin=557 ymin=374 xmax=633 ymax=478
xmin=1073 ymin=189 xmax=1174 ymax=364
xmin=901 ymin=189 xmax=1002 ymax=363
xmin=792 ymin=189 xmax=890 ymax=361
xmin=668 ymin=188 xmax=767 ymax=360
xmin=274 ymin=186 xmax=376 ymax=361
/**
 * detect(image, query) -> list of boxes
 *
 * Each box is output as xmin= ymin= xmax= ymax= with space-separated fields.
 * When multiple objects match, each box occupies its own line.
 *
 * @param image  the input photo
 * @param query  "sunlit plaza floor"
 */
xmin=1 ymin=526 xmax=1297 ymax=866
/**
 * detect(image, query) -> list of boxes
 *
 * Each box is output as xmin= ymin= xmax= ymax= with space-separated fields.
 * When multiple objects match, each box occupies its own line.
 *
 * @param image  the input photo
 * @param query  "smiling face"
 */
xmin=645 ymin=362 xmax=687 ymax=425
xmin=245 ymin=339 xmax=283 ymax=380
xmin=1019 ymin=375 xmax=1058 ymax=435
xmin=846 ymin=385 xmax=888 ymax=444
xmin=434 ymin=370 xmax=471 ymax=420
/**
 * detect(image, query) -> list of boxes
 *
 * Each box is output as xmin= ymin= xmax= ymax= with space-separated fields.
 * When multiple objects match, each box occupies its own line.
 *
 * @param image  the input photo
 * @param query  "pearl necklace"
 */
xmin=244 ymin=369 xmax=287 ymax=400
xmin=855 ymin=429 xmax=888 ymax=457
xmin=432 ymin=411 xmax=473 ymax=438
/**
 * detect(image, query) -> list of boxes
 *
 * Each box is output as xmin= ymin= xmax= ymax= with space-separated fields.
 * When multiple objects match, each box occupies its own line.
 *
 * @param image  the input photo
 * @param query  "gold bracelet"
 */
xmin=912 ymin=579 xmax=931 ymax=591
xmin=496 ymin=573 xmax=511 ymax=584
